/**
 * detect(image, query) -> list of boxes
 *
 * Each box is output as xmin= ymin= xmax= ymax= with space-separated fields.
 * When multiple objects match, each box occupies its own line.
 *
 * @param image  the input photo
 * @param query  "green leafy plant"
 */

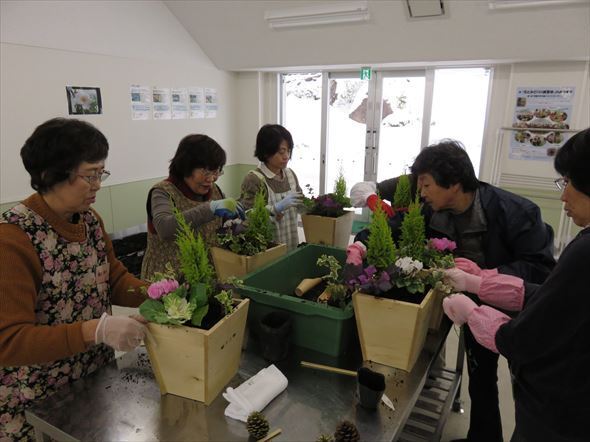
xmin=366 ymin=196 xmax=397 ymax=270
xmin=398 ymin=195 xmax=426 ymax=262
xmin=393 ymin=174 xmax=412 ymax=210
xmin=139 ymin=207 xmax=239 ymax=327
xmin=217 ymin=189 xmax=274 ymax=256
xmin=304 ymin=171 xmax=352 ymax=217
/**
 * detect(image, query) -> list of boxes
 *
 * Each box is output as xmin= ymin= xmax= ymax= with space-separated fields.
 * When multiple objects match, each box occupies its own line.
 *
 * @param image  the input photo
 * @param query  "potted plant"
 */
xmin=347 ymin=197 xmax=454 ymax=371
xmin=301 ymin=171 xmax=354 ymax=249
xmin=211 ymin=189 xmax=287 ymax=280
xmin=139 ymin=207 xmax=250 ymax=404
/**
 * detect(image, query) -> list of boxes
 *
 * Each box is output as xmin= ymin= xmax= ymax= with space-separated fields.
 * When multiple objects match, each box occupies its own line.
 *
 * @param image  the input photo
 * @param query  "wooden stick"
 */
xmin=300 ymin=361 xmax=357 ymax=377
xmin=258 ymin=428 xmax=282 ymax=442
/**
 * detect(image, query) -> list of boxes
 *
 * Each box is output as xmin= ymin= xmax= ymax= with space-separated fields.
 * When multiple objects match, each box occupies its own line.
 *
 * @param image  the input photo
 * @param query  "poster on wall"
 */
xmin=510 ymin=86 xmax=575 ymax=161
xmin=152 ymin=87 xmax=172 ymax=120
xmin=130 ymin=84 xmax=152 ymax=120
xmin=66 ymin=86 xmax=102 ymax=115
xmin=188 ymin=87 xmax=205 ymax=119
xmin=204 ymin=88 xmax=218 ymax=119
xmin=171 ymin=88 xmax=189 ymax=120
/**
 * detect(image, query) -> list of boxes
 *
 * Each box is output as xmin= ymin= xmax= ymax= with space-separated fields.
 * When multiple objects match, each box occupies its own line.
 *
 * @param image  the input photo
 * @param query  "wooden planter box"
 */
xmin=429 ymin=289 xmax=445 ymax=330
xmin=210 ymin=244 xmax=287 ymax=281
xmin=301 ymin=210 xmax=354 ymax=249
xmin=145 ymin=298 xmax=249 ymax=405
xmin=353 ymin=289 xmax=435 ymax=372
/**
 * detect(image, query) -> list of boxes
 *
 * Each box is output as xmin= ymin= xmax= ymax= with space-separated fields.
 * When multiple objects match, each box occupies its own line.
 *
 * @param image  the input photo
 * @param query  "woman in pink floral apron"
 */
xmin=0 ymin=118 xmax=148 ymax=441
xmin=239 ymin=124 xmax=303 ymax=250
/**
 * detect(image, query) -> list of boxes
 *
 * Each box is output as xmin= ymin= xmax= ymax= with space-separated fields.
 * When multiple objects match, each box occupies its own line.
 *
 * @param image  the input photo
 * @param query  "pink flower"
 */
xmin=429 ymin=237 xmax=457 ymax=252
xmin=147 ymin=279 xmax=179 ymax=300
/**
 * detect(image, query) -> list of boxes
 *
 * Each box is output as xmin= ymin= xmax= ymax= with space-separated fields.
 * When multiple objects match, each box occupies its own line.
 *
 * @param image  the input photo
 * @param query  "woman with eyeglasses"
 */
xmin=442 ymin=128 xmax=590 ymax=442
xmin=0 ymin=118 xmax=148 ymax=441
xmin=239 ymin=124 xmax=304 ymax=250
xmin=141 ymin=134 xmax=242 ymax=280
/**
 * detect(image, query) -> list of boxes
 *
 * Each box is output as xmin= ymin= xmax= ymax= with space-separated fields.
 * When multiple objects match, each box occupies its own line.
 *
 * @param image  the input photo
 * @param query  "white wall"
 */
xmin=0 ymin=1 xmax=239 ymax=203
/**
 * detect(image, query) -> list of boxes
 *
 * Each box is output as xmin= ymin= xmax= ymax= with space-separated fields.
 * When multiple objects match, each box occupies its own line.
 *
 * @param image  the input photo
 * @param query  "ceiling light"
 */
xmin=265 ymin=1 xmax=370 ymax=30
xmin=488 ymin=0 xmax=588 ymax=10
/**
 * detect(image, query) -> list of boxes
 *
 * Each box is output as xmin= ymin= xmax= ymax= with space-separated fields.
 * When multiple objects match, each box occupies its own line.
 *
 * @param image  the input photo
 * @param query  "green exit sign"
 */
xmin=360 ymin=67 xmax=371 ymax=80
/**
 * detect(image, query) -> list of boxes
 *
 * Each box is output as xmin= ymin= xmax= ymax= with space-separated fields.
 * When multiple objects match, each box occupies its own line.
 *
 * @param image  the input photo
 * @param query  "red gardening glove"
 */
xmin=366 ymin=194 xmax=394 ymax=218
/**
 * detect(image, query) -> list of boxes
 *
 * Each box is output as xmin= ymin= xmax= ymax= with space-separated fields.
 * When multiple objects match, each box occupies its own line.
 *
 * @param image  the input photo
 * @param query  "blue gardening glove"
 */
xmin=210 ymin=198 xmax=244 ymax=219
xmin=274 ymin=191 xmax=303 ymax=214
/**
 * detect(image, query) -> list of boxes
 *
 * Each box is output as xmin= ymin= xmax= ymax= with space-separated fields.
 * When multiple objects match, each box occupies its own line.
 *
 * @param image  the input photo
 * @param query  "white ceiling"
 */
xmin=164 ymin=0 xmax=590 ymax=72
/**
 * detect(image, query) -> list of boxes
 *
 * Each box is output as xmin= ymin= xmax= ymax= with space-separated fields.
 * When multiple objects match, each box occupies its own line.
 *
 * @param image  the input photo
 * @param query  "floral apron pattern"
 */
xmin=0 ymin=204 xmax=114 ymax=441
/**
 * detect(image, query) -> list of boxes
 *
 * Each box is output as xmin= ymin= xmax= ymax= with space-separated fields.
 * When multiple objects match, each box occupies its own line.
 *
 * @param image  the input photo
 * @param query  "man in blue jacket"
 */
xmin=352 ymin=140 xmax=555 ymax=442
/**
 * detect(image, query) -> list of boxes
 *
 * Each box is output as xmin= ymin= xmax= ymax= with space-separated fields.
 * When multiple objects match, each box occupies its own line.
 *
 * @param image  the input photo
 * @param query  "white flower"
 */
xmin=74 ymin=90 xmax=93 ymax=109
xmin=395 ymin=256 xmax=423 ymax=275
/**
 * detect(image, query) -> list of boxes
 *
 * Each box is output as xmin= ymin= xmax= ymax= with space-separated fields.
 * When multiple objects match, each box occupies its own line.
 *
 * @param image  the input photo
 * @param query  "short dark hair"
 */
xmin=20 ymin=118 xmax=109 ymax=194
xmin=254 ymin=124 xmax=293 ymax=162
xmin=411 ymin=139 xmax=479 ymax=192
xmin=554 ymin=128 xmax=590 ymax=197
xmin=168 ymin=134 xmax=226 ymax=179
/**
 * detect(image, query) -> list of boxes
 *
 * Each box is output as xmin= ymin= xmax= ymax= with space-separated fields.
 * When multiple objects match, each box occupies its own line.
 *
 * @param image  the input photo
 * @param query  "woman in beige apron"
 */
xmin=240 ymin=124 xmax=303 ymax=250
xmin=141 ymin=134 xmax=242 ymax=280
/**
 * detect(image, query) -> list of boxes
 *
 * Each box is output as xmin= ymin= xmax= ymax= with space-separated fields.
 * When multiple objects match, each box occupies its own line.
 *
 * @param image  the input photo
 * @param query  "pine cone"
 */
xmin=246 ymin=411 xmax=269 ymax=440
xmin=316 ymin=434 xmax=334 ymax=442
xmin=334 ymin=420 xmax=360 ymax=442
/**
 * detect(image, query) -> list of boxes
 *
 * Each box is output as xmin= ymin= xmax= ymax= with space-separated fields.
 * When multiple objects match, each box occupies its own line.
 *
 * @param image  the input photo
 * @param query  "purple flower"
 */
xmin=377 ymin=271 xmax=390 ymax=283
xmin=364 ymin=265 xmax=377 ymax=278
xmin=147 ymin=279 xmax=179 ymax=300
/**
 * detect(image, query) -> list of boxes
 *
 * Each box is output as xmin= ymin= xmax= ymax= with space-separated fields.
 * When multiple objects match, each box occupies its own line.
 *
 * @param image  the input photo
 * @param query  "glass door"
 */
xmin=324 ymin=73 xmax=372 ymax=197
xmin=280 ymin=67 xmax=491 ymax=206
xmin=373 ymin=71 xmax=427 ymax=182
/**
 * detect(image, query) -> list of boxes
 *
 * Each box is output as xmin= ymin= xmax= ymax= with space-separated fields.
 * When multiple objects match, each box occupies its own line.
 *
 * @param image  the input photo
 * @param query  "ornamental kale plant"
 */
xmin=303 ymin=172 xmax=352 ymax=217
xmin=217 ymin=189 xmax=274 ymax=256
xmin=139 ymin=207 xmax=237 ymax=327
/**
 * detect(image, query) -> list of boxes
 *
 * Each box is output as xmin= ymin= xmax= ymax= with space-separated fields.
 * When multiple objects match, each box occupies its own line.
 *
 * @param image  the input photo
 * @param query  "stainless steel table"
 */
xmin=26 ymin=321 xmax=462 ymax=442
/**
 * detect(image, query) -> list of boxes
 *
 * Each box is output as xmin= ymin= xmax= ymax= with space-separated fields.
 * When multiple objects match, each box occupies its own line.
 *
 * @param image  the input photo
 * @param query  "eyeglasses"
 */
xmin=196 ymin=168 xmax=224 ymax=179
xmin=77 ymin=170 xmax=111 ymax=184
xmin=554 ymin=177 xmax=569 ymax=191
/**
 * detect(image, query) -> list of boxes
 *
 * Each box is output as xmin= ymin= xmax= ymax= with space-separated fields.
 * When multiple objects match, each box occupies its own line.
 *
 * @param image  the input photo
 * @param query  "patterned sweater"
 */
xmin=0 ymin=193 xmax=146 ymax=366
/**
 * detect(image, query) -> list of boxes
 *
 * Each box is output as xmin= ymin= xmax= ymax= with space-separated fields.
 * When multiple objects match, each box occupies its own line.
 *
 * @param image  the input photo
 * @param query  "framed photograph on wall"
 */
xmin=66 ymin=86 xmax=102 ymax=115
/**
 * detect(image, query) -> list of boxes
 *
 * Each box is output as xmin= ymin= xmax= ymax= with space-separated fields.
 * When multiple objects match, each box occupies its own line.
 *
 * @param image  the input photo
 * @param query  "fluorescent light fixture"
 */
xmin=489 ymin=0 xmax=588 ymax=10
xmin=265 ymin=1 xmax=369 ymax=29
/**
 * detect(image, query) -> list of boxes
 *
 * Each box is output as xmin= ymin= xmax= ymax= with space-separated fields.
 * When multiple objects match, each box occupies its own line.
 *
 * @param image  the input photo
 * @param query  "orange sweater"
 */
xmin=0 ymin=194 xmax=147 ymax=366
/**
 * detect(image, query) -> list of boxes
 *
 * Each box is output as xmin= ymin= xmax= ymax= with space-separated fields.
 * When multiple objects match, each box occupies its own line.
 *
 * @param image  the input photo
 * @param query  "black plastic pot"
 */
xmin=357 ymin=367 xmax=385 ymax=409
xmin=258 ymin=311 xmax=292 ymax=362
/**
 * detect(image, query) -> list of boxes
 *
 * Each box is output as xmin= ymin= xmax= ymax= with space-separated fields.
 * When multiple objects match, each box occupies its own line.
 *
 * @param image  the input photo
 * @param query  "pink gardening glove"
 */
xmin=446 ymin=268 xmax=525 ymax=311
xmin=442 ymin=294 xmax=477 ymax=325
xmin=479 ymin=273 xmax=525 ymax=312
xmin=454 ymin=257 xmax=499 ymax=276
xmin=468 ymin=306 xmax=511 ymax=353
xmin=444 ymin=268 xmax=482 ymax=294
xmin=346 ymin=241 xmax=367 ymax=265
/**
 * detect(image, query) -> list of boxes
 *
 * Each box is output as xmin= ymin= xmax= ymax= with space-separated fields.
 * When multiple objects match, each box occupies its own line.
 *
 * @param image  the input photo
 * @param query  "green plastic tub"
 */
xmin=239 ymin=244 xmax=356 ymax=357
